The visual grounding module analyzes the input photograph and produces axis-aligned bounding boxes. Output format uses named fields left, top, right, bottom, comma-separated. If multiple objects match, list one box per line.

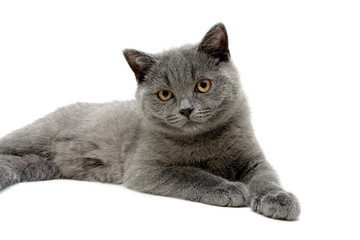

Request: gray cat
left=0, top=23, right=300, bottom=220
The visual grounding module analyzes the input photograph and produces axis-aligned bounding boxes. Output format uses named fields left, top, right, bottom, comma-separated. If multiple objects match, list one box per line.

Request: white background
left=0, top=0, right=359, bottom=239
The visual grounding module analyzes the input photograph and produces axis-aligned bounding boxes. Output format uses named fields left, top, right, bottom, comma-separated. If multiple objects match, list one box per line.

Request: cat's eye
left=196, top=79, right=211, bottom=93
left=158, top=90, right=173, bottom=101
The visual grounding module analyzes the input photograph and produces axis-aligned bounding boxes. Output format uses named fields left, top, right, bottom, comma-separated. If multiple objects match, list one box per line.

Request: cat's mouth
left=181, top=112, right=214, bottom=127
left=182, top=118, right=202, bottom=128
left=162, top=111, right=215, bottom=132
left=184, top=119, right=195, bottom=124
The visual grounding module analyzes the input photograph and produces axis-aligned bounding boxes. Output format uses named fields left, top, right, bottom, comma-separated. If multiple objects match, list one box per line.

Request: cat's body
left=0, top=100, right=139, bottom=183
left=0, top=23, right=300, bottom=220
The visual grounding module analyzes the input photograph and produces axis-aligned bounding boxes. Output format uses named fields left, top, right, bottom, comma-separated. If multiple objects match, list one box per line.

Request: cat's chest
left=157, top=135, right=239, bottom=166
left=155, top=137, right=240, bottom=180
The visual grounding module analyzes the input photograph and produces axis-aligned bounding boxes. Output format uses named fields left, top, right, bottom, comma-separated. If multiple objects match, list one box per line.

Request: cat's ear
left=197, top=23, right=230, bottom=62
left=123, top=49, right=158, bottom=83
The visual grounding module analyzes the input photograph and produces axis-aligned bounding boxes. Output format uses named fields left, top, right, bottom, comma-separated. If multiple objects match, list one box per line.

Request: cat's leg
left=239, top=154, right=301, bottom=220
left=0, top=116, right=62, bottom=191
left=123, top=164, right=249, bottom=207
left=0, top=154, right=61, bottom=190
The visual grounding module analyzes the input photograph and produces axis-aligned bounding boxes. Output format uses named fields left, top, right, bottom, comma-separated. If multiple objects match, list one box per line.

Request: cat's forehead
left=156, top=46, right=196, bottom=68
left=150, top=45, right=219, bottom=87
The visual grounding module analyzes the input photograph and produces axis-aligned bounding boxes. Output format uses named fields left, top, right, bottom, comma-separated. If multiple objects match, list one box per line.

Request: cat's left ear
left=123, top=49, right=158, bottom=83
left=197, top=23, right=230, bottom=62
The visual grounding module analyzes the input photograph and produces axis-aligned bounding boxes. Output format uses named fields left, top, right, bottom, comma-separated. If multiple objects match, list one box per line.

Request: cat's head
left=123, top=23, right=245, bottom=136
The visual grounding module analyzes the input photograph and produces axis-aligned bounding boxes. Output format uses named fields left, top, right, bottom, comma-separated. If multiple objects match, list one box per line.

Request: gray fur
left=0, top=23, right=300, bottom=220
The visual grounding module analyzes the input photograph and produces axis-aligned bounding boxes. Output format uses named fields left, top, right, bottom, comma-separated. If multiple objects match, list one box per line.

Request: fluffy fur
left=0, top=23, right=300, bottom=220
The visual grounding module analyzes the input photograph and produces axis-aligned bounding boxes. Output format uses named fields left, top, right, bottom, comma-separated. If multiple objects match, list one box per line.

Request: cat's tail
left=0, top=154, right=61, bottom=191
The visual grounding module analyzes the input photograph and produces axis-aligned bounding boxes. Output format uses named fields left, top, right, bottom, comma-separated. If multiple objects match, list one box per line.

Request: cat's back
left=51, top=100, right=141, bottom=183
left=52, top=100, right=139, bottom=129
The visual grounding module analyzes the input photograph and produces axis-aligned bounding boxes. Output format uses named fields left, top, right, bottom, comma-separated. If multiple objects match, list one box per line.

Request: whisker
left=167, top=117, right=182, bottom=123
left=195, top=113, right=213, bottom=119
left=169, top=119, right=183, bottom=125
left=197, top=108, right=212, bottom=114
left=166, top=115, right=178, bottom=121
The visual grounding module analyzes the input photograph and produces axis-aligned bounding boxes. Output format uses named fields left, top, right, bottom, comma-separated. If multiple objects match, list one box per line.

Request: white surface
left=0, top=1, right=359, bottom=239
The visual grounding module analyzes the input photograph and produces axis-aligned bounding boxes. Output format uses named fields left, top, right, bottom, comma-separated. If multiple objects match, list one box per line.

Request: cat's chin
left=159, top=120, right=205, bottom=136
left=146, top=116, right=216, bottom=137
left=178, top=120, right=211, bottom=135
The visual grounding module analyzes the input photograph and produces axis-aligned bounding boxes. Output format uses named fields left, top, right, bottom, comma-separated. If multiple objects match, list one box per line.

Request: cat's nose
left=179, top=98, right=194, bottom=118
left=179, top=108, right=194, bottom=118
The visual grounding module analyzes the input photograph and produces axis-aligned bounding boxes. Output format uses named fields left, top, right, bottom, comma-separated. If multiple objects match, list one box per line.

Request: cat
left=0, top=23, right=300, bottom=220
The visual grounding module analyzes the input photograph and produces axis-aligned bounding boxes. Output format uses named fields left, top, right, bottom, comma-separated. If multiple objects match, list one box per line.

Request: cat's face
left=124, top=23, right=241, bottom=136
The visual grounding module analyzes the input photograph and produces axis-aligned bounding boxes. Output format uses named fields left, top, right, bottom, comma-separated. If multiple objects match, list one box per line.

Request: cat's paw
left=0, top=164, right=20, bottom=191
left=200, top=182, right=249, bottom=207
left=251, top=190, right=300, bottom=221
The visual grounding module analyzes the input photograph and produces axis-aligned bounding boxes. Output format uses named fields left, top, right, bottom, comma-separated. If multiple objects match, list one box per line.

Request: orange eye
left=196, top=79, right=211, bottom=93
left=158, top=90, right=173, bottom=101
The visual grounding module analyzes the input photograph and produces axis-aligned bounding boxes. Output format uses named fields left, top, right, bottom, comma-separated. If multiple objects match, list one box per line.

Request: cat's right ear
left=123, top=49, right=158, bottom=83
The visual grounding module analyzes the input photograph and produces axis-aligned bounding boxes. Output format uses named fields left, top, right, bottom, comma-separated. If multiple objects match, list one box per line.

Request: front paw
left=251, top=190, right=300, bottom=220
left=200, top=182, right=249, bottom=207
